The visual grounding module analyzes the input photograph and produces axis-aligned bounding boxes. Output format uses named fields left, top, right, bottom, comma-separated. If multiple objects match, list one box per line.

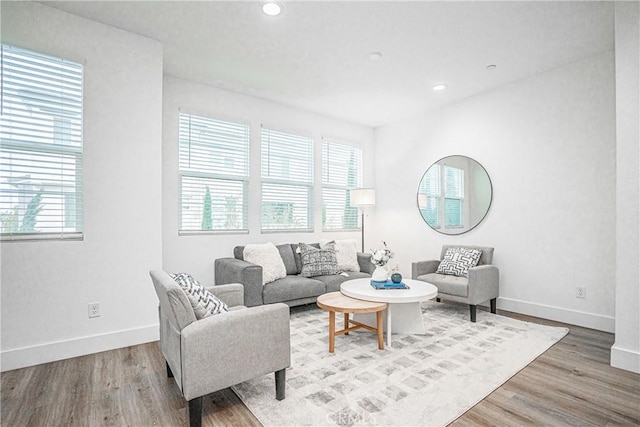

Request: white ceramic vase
left=371, top=265, right=389, bottom=282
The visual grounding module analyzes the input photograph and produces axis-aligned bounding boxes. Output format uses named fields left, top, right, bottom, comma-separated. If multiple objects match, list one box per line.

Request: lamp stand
left=360, top=210, right=366, bottom=252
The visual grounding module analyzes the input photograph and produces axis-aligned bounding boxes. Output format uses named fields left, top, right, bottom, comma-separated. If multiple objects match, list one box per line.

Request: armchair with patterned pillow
left=411, top=245, right=499, bottom=322
left=149, top=269, right=290, bottom=427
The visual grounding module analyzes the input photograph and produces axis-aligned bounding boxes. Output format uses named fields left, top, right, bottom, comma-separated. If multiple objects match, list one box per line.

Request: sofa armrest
left=411, top=260, right=440, bottom=279
left=180, top=303, right=291, bottom=401
left=467, top=265, right=499, bottom=304
left=215, top=257, right=263, bottom=307
left=205, top=283, right=244, bottom=307
left=357, top=252, right=374, bottom=274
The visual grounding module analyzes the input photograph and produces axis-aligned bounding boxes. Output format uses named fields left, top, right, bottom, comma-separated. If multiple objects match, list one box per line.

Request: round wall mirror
left=416, top=155, right=492, bottom=235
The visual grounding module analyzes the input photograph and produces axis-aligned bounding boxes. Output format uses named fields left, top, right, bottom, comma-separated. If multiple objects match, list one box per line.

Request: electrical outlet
left=576, top=287, right=587, bottom=299
left=88, top=302, right=100, bottom=318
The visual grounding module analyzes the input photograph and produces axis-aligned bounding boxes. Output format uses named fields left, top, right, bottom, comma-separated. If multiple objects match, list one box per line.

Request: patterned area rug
left=233, top=301, right=568, bottom=427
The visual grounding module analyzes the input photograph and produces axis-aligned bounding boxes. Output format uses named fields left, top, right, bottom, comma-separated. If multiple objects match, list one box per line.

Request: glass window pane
left=178, top=113, right=249, bottom=232
left=321, top=139, right=362, bottom=231
left=0, top=44, right=83, bottom=239
left=261, top=127, right=313, bottom=231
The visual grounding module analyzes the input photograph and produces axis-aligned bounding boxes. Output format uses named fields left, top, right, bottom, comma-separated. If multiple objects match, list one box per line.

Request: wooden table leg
left=376, top=310, right=384, bottom=350
left=329, top=310, right=335, bottom=353
left=386, top=305, right=392, bottom=347
left=344, top=313, right=350, bottom=335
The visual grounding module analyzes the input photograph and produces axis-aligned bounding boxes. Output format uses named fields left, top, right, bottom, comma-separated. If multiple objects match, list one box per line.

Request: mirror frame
left=416, top=155, right=493, bottom=235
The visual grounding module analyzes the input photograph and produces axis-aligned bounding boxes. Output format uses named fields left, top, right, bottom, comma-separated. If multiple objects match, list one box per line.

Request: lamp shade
left=350, top=188, right=376, bottom=207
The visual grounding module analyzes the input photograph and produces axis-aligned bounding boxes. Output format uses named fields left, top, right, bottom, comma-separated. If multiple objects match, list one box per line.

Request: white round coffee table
left=341, top=278, right=438, bottom=346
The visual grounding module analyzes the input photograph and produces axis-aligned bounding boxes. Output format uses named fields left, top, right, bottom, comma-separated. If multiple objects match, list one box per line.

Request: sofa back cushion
left=277, top=244, right=298, bottom=275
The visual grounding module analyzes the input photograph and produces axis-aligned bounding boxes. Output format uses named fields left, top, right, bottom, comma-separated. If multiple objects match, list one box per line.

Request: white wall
left=373, top=52, right=616, bottom=332
left=162, top=76, right=374, bottom=284
left=612, top=2, right=640, bottom=373
left=0, top=3, right=163, bottom=371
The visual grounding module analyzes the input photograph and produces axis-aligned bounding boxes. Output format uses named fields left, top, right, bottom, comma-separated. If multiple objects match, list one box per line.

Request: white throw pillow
left=243, top=242, right=287, bottom=285
left=320, top=239, right=360, bottom=272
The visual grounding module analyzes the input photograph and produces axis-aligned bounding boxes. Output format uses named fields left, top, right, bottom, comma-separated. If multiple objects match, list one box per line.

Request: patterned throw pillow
left=436, top=248, right=482, bottom=278
left=170, top=273, right=229, bottom=319
left=299, top=242, right=339, bottom=277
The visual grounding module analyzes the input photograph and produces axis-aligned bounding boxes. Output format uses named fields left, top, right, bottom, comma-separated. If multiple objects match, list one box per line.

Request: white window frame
left=260, top=127, right=313, bottom=232
left=321, top=138, right=363, bottom=231
left=178, top=112, right=250, bottom=234
left=443, top=165, right=464, bottom=229
left=0, top=44, right=84, bottom=241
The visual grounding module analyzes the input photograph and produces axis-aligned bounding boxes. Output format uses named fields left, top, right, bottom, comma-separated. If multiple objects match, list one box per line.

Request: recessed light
left=262, top=2, right=283, bottom=16
left=486, top=64, right=497, bottom=70
left=368, top=52, right=383, bottom=61
left=432, top=84, right=447, bottom=91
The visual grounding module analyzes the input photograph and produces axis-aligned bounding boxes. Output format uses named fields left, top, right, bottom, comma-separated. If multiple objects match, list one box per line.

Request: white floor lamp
left=350, top=188, right=376, bottom=252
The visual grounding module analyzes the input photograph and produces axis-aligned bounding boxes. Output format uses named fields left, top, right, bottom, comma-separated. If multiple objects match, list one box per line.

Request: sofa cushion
left=277, top=244, right=298, bottom=275
left=315, top=271, right=371, bottom=293
left=262, top=275, right=325, bottom=304
left=170, top=273, right=230, bottom=319
left=436, top=247, right=482, bottom=277
left=299, top=242, right=339, bottom=277
left=419, top=273, right=469, bottom=297
left=243, top=242, right=287, bottom=285
left=320, top=239, right=360, bottom=272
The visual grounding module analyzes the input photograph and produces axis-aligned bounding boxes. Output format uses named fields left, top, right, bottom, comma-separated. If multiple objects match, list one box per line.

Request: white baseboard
left=497, top=297, right=615, bottom=333
left=1, top=324, right=159, bottom=372
left=611, top=345, right=640, bottom=374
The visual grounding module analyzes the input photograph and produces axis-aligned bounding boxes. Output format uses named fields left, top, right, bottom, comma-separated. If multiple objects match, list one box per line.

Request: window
left=0, top=45, right=83, bottom=240
left=321, top=139, right=362, bottom=230
left=261, top=127, right=313, bottom=231
left=179, top=113, right=249, bottom=233
left=418, top=164, right=464, bottom=229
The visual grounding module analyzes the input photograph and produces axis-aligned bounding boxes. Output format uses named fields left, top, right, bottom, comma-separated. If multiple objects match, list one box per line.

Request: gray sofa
left=215, top=243, right=374, bottom=307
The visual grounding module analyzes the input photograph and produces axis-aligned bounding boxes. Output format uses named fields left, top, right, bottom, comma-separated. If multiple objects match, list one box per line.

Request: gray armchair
left=149, top=269, right=291, bottom=427
left=411, top=245, right=499, bottom=322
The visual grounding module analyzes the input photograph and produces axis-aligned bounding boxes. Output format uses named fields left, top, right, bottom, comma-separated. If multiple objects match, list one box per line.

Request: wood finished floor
left=2, top=306, right=639, bottom=427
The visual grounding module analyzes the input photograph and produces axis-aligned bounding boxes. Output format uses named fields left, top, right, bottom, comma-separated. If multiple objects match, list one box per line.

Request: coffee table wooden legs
left=328, top=310, right=336, bottom=353
left=376, top=310, right=384, bottom=350
left=326, top=309, right=385, bottom=353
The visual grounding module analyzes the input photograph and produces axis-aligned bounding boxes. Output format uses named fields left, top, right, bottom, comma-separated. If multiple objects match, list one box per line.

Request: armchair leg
left=470, top=305, right=477, bottom=322
left=188, top=397, right=202, bottom=427
left=166, top=361, right=174, bottom=378
left=490, top=298, right=497, bottom=314
left=275, top=368, right=286, bottom=401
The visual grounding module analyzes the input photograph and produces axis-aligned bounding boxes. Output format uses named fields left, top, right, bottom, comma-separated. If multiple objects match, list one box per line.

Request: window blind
left=0, top=44, right=83, bottom=240
left=261, top=127, right=313, bottom=231
left=321, top=139, right=362, bottom=230
left=179, top=113, right=249, bottom=232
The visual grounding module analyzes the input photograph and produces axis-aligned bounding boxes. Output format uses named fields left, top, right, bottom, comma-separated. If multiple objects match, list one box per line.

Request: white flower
left=370, top=241, right=393, bottom=267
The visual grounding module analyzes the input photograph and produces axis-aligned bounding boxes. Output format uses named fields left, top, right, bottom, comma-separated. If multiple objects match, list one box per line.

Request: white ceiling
left=44, top=1, right=614, bottom=128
